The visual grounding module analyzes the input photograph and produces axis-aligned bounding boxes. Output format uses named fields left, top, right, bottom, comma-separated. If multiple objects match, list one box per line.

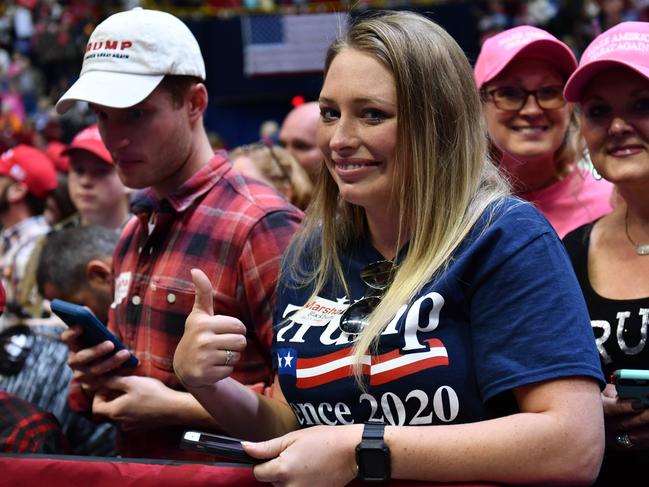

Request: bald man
left=278, top=101, right=322, bottom=180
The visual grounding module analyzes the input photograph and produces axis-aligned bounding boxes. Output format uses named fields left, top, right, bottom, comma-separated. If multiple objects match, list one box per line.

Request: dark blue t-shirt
left=273, top=197, right=604, bottom=427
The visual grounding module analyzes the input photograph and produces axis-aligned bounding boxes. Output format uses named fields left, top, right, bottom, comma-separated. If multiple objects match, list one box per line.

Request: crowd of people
left=0, top=1, right=130, bottom=153
left=1, top=0, right=649, bottom=163
left=0, top=2, right=648, bottom=486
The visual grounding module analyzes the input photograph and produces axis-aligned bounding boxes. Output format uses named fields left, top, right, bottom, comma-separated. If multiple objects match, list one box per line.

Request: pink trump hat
left=474, top=25, right=577, bottom=89
left=564, top=21, right=649, bottom=102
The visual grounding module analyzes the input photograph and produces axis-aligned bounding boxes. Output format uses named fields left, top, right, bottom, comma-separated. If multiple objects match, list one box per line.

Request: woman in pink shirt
left=475, top=26, right=613, bottom=237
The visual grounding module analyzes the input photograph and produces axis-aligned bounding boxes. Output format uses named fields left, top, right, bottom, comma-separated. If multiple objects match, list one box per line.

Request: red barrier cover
left=0, top=455, right=261, bottom=487
left=0, top=454, right=498, bottom=487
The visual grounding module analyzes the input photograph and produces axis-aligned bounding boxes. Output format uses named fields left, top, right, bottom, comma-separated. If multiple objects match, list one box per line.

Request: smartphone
left=50, top=298, right=139, bottom=368
left=180, top=431, right=259, bottom=464
left=614, top=369, right=649, bottom=406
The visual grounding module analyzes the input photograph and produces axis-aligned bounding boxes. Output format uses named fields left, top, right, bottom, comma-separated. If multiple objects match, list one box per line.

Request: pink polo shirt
left=519, top=167, right=613, bottom=238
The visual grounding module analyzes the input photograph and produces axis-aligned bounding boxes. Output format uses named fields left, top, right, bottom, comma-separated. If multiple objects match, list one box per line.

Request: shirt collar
left=130, top=151, right=231, bottom=216
left=1, top=215, right=47, bottom=242
left=0, top=215, right=48, bottom=255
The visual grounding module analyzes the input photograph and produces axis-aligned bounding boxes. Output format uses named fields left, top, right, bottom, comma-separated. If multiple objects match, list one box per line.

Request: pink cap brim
left=476, top=39, right=577, bottom=88
left=564, top=60, right=649, bottom=101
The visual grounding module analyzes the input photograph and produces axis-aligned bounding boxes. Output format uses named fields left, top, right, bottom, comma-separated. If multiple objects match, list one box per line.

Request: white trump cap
left=56, top=8, right=205, bottom=114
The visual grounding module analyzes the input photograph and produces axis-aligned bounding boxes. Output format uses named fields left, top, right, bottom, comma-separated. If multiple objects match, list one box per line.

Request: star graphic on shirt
left=284, top=351, right=294, bottom=367
left=277, top=352, right=283, bottom=367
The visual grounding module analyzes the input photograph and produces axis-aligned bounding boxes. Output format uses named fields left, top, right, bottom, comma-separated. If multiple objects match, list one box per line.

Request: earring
left=592, top=166, right=603, bottom=181
left=583, top=150, right=603, bottom=181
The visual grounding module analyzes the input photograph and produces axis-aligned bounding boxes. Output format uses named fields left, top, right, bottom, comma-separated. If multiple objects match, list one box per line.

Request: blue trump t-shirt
left=272, top=197, right=604, bottom=427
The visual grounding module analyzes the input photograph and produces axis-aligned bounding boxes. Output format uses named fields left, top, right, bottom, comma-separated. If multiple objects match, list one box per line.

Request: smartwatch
left=355, top=422, right=391, bottom=482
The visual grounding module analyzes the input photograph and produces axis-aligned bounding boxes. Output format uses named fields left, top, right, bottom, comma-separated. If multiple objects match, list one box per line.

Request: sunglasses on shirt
left=338, top=260, right=397, bottom=335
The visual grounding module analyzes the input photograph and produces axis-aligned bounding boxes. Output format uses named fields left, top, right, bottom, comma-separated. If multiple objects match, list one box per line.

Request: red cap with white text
left=0, top=145, right=57, bottom=199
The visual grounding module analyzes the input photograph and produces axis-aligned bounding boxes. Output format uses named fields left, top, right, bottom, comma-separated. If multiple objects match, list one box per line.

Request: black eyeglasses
left=0, top=325, right=34, bottom=376
left=482, top=85, right=566, bottom=111
left=338, top=260, right=397, bottom=335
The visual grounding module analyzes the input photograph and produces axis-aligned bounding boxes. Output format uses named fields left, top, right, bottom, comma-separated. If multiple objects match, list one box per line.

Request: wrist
left=168, top=388, right=216, bottom=427
left=179, top=381, right=230, bottom=428
left=346, top=424, right=364, bottom=480
left=164, top=389, right=189, bottom=425
left=355, top=422, right=391, bottom=482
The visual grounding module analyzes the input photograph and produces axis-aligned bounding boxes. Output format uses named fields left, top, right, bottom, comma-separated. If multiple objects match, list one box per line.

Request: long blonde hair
left=286, top=11, right=509, bottom=377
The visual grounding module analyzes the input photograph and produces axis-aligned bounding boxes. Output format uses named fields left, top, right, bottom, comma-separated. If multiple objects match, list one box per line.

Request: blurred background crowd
left=1, top=0, right=649, bottom=156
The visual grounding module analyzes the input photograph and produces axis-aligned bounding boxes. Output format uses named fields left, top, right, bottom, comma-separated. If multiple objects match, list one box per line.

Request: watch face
left=357, top=447, right=390, bottom=481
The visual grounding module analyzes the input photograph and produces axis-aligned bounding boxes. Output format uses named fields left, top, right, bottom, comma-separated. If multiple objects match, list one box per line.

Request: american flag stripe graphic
left=286, top=338, right=448, bottom=389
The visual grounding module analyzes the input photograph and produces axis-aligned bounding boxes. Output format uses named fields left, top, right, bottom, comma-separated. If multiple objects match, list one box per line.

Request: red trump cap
left=63, top=124, right=113, bottom=165
left=0, top=145, right=58, bottom=199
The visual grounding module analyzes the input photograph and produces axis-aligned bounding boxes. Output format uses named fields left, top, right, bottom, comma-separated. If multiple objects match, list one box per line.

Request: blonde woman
left=563, top=21, right=649, bottom=485
left=230, top=142, right=313, bottom=210
left=174, top=11, right=604, bottom=486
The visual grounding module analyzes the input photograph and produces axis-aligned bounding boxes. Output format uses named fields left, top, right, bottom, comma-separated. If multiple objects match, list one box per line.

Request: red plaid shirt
left=0, top=392, right=67, bottom=453
left=69, top=152, right=302, bottom=458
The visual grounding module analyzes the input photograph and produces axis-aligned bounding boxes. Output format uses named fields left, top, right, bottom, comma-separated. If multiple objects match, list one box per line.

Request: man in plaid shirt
left=55, top=8, right=302, bottom=459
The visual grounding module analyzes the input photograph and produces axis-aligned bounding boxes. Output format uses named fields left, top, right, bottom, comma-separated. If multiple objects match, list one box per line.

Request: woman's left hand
left=602, top=383, right=649, bottom=450
left=243, top=424, right=362, bottom=487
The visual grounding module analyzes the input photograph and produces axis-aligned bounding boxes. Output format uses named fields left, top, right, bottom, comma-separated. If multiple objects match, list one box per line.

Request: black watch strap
left=363, top=422, right=385, bottom=439
left=356, top=422, right=390, bottom=482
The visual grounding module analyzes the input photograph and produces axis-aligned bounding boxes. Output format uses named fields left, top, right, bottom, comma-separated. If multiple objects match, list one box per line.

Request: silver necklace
left=625, top=209, right=649, bottom=256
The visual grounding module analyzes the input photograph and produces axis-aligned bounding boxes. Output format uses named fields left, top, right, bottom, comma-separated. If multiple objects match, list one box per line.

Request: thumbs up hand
left=173, top=268, right=248, bottom=389
left=191, top=266, right=216, bottom=316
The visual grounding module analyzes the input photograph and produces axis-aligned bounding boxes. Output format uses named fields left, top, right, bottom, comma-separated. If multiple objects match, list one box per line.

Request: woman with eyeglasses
left=562, top=21, right=649, bottom=485
left=173, top=11, right=604, bottom=486
left=475, top=26, right=613, bottom=237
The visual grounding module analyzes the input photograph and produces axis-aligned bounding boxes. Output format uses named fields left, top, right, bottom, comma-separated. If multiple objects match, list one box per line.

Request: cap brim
left=63, top=141, right=113, bottom=165
left=564, top=60, right=649, bottom=102
left=480, top=39, right=577, bottom=88
left=56, top=71, right=164, bottom=114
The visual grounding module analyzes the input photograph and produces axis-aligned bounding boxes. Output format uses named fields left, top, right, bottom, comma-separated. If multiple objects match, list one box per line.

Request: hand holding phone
left=614, top=369, right=649, bottom=406
left=51, top=298, right=139, bottom=368
left=180, top=430, right=259, bottom=464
